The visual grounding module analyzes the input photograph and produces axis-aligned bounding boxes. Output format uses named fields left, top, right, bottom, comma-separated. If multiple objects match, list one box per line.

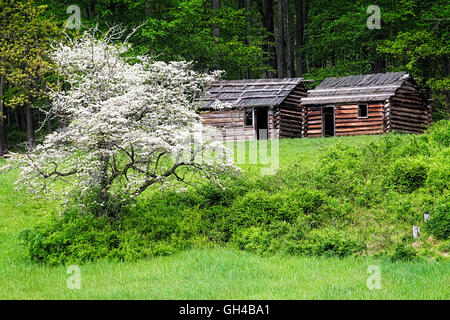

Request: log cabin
left=301, top=72, right=432, bottom=137
left=199, top=78, right=309, bottom=140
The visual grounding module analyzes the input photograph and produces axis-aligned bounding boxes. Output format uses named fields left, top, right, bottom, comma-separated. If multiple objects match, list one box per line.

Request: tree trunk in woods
left=303, top=0, right=309, bottom=73
left=211, top=0, right=220, bottom=70
left=26, top=102, right=35, bottom=150
left=144, top=1, right=152, bottom=17
left=275, top=0, right=285, bottom=78
left=257, top=0, right=276, bottom=78
left=283, top=0, right=293, bottom=77
left=295, top=0, right=305, bottom=76
left=212, top=0, right=220, bottom=38
left=0, top=75, right=7, bottom=156
left=244, top=0, right=252, bottom=78
left=19, top=107, right=26, bottom=131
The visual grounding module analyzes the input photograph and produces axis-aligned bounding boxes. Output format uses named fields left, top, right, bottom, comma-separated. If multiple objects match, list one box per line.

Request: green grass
left=0, top=247, right=448, bottom=299
left=0, top=134, right=449, bottom=300
left=228, top=134, right=382, bottom=174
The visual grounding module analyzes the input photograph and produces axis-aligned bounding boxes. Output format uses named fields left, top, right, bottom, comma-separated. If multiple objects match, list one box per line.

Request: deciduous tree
left=11, top=29, right=237, bottom=216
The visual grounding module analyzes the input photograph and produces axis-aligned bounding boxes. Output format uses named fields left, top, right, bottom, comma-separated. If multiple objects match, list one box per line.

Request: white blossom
left=7, top=29, right=238, bottom=213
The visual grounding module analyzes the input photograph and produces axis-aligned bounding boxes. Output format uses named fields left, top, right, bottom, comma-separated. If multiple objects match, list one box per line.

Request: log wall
left=199, top=109, right=254, bottom=141
left=276, top=86, right=307, bottom=138
left=334, top=103, right=383, bottom=136
left=304, top=103, right=384, bottom=137
left=200, top=109, right=277, bottom=141
left=389, top=80, right=430, bottom=133
left=303, top=106, right=322, bottom=138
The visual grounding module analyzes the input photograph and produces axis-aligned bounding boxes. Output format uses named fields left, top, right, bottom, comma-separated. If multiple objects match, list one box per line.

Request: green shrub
left=6, top=128, right=27, bottom=147
left=296, top=229, right=365, bottom=257
left=19, top=201, right=194, bottom=264
left=227, top=189, right=334, bottom=231
left=427, top=119, right=450, bottom=147
left=386, top=158, right=428, bottom=193
left=426, top=163, right=450, bottom=193
left=230, top=226, right=274, bottom=255
left=228, top=190, right=302, bottom=230
left=19, top=121, right=450, bottom=264
left=438, top=240, right=450, bottom=253
left=19, top=210, right=120, bottom=265
left=424, top=197, right=450, bottom=240
left=390, top=242, right=417, bottom=261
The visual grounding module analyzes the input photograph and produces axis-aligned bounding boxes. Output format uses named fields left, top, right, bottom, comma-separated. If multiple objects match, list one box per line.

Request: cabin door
left=322, top=106, right=335, bottom=137
left=255, top=108, right=268, bottom=140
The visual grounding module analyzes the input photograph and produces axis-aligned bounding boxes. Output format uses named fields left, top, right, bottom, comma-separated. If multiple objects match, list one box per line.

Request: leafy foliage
left=20, top=121, right=450, bottom=264
left=7, top=30, right=237, bottom=216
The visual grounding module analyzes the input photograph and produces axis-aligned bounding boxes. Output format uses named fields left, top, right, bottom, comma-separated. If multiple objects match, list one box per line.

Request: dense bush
left=386, top=158, right=428, bottom=193
left=390, top=241, right=418, bottom=261
left=18, top=206, right=193, bottom=265
left=424, top=196, right=450, bottom=240
left=20, top=121, right=450, bottom=264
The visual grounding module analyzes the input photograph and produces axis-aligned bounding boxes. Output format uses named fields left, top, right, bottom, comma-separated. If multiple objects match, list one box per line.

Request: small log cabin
left=301, top=72, right=432, bottom=137
left=199, top=78, right=309, bottom=140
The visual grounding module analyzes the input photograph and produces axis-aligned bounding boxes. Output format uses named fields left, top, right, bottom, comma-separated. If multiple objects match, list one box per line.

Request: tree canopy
left=0, top=0, right=448, bottom=156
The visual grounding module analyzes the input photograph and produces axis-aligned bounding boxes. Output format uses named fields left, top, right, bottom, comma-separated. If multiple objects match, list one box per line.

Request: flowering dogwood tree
left=10, top=28, right=237, bottom=215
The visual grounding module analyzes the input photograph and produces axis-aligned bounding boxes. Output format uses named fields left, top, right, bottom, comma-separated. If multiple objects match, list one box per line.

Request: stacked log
left=389, top=79, right=429, bottom=133
left=199, top=109, right=255, bottom=141
left=278, top=85, right=307, bottom=138
left=301, top=105, right=307, bottom=137
left=305, top=106, right=322, bottom=137
left=334, top=104, right=383, bottom=136
left=383, top=99, right=391, bottom=133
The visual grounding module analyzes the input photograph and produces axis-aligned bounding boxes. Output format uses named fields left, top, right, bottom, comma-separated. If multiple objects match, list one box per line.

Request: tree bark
left=304, top=0, right=309, bottom=73
left=0, top=75, right=7, bottom=156
left=212, top=0, right=220, bottom=38
left=295, top=0, right=305, bottom=76
left=26, top=102, right=35, bottom=150
left=257, top=0, right=276, bottom=78
left=211, top=0, right=220, bottom=70
left=275, top=0, right=285, bottom=78
left=246, top=0, right=252, bottom=78
left=284, top=0, right=293, bottom=77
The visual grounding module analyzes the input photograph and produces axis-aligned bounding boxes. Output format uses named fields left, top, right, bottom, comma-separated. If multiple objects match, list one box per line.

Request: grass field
left=0, top=134, right=449, bottom=300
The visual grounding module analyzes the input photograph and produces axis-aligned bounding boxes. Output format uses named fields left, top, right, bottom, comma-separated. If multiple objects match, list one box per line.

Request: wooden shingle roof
left=201, top=78, right=305, bottom=108
left=302, top=72, right=410, bottom=105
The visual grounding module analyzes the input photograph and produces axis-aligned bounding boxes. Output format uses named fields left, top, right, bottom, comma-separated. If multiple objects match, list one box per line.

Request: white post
left=413, top=226, right=421, bottom=239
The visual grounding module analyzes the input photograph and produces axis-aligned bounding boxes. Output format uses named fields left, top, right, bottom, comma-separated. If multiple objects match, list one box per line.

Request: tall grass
left=0, top=248, right=448, bottom=299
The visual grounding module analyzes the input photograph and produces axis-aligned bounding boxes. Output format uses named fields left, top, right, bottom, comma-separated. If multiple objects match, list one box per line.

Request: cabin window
left=244, top=110, right=253, bottom=127
left=358, top=104, right=368, bottom=118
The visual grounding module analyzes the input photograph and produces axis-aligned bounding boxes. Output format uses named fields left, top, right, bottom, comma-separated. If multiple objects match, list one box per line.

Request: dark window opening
left=358, top=104, right=368, bottom=118
left=244, top=110, right=253, bottom=127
